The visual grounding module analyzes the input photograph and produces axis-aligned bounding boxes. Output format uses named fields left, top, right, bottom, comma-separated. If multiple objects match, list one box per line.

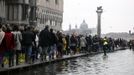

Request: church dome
left=80, top=20, right=88, bottom=30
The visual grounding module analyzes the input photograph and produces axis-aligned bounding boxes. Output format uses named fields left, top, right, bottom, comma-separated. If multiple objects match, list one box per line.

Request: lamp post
left=96, top=6, right=103, bottom=37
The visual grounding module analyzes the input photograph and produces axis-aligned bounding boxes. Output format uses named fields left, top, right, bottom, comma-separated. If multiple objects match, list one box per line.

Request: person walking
left=12, top=25, right=22, bottom=65
left=39, top=25, right=51, bottom=61
left=56, top=31, right=64, bottom=58
left=70, top=33, right=78, bottom=55
left=80, top=35, right=87, bottom=53
left=21, top=26, right=35, bottom=64
left=4, top=25, right=15, bottom=67
left=49, top=29, right=58, bottom=59
left=103, top=37, right=109, bottom=56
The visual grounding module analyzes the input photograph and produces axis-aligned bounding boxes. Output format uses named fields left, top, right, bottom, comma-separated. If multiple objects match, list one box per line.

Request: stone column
left=0, top=0, right=6, bottom=23
left=96, top=6, right=103, bottom=37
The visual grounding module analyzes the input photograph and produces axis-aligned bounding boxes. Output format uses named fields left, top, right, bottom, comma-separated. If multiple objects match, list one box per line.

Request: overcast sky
left=62, top=0, right=134, bottom=34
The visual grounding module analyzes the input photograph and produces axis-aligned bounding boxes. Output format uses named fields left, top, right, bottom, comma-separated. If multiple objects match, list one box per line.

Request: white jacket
left=80, top=36, right=87, bottom=47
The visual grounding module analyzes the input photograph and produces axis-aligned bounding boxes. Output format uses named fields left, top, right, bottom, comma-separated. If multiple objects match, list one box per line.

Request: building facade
left=36, top=0, right=64, bottom=30
left=0, top=0, right=63, bottom=31
left=5, top=0, right=30, bottom=25
left=0, top=0, right=37, bottom=27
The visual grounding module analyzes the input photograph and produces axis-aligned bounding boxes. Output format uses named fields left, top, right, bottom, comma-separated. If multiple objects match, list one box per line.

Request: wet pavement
left=7, top=49, right=134, bottom=75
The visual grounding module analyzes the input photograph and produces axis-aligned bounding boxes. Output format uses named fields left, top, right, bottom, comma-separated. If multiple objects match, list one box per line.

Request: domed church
left=80, top=20, right=88, bottom=30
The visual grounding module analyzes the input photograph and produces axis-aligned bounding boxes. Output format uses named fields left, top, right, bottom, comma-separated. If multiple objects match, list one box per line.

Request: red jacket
left=4, top=32, right=15, bottom=50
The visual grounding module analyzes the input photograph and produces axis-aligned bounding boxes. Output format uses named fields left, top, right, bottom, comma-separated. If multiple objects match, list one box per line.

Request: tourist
left=4, top=25, right=15, bottom=67
left=21, top=26, right=35, bottom=64
left=80, top=35, right=87, bottom=53
left=49, top=29, right=58, bottom=59
left=56, top=31, right=64, bottom=58
left=39, top=25, right=51, bottom=61
left=102, top=37, right=109, bottom=55
left=70, top=33, right=78, bottom=54
left=12, top=25, right=22, bottom=65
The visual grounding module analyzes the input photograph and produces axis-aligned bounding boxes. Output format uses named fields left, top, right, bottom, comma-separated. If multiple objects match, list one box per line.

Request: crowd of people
left=0, top=24, right=128, bottom=68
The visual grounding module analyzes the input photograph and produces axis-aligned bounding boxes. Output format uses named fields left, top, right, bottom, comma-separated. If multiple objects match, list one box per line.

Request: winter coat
left=50, top=32, right=58, bottom=46
left=4, top=32, right=15, bottom=50
left=39, top=29, right=51, bottom=47
left=70, top=36, right=78, bottom=47
left=80, top=36, right=87, bottom=47
left=12, top=31, right=22, bottom=50
left=22, top=30, right=35, bottom=46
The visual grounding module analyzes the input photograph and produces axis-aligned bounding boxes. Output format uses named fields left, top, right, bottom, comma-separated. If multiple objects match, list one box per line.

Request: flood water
left=11, top=49, right=134, bottom=75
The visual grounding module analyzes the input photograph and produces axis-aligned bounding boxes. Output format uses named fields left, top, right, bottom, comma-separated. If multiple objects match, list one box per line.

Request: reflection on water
left=11, top=49, right=134, bottom=75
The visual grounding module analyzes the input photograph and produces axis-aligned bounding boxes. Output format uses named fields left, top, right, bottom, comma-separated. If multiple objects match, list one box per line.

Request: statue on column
left=97, top=6, right=102, bottom=10
left=96, top=6, right=103, bottom=37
